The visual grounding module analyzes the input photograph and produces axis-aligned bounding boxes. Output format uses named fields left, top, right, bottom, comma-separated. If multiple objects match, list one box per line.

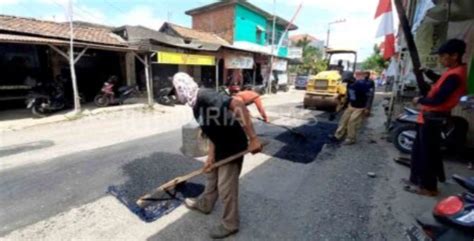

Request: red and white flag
left=375, top=0, right=395, bottom=59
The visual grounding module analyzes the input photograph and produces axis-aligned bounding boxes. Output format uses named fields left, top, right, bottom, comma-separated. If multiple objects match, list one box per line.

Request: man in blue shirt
left=333, top=72, right=373, bottom=144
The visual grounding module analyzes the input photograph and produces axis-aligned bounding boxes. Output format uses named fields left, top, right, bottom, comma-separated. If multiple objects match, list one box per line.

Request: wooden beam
left=144, top=55, right=154, bottom=107
left=133, top=52, right=146, bottom=65
left=74, top=47, right=89, bottom=64
left=132, top=51, right=153, bottom=107
left=48, top=44, right=69, bottom=60
left=393, top=0, right=428, bottom=96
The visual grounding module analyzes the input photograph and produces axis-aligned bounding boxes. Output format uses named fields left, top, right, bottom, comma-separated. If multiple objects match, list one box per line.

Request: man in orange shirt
left=404, top=39, right=468, bottom=196
left=229, top=86, right=269, bottom=123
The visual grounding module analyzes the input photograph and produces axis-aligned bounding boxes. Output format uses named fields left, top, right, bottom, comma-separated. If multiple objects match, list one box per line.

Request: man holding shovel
left=172, top=73, right=262, bottom=239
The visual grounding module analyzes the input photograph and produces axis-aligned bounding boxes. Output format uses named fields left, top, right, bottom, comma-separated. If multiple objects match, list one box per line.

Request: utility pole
left=267, top=0, right=277, bottom=94
left=326, top=19, right=346, bottom=49
left=68, top=0, right=81, bottom=113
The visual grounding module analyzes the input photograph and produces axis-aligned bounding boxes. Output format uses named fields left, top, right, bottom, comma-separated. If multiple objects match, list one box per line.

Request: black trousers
left=409, top=120, right=445, bottom=191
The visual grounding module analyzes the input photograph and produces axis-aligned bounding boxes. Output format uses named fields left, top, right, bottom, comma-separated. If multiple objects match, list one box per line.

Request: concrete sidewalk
left=0, top=100, right=165, bottom=133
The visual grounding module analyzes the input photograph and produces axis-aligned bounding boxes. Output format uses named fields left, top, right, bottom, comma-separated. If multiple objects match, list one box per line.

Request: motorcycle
left=94, top=82, right=140, bottom=107
left=406, top=174, right=474, bottom=241
left=26, top=82, right=66, bottom=118
left=156, top=87, right=176, bottom=106
left=390, top=107, right=468, bottom=154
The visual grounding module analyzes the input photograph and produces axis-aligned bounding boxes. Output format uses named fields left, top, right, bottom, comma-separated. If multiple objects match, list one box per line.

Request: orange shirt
left=234, top=90, right=268, bottom=122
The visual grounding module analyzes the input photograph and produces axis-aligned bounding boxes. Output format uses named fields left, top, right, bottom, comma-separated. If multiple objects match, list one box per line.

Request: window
left=256, top=25, right=265, bottom=45
left=256, top=29, right=263, bottom=44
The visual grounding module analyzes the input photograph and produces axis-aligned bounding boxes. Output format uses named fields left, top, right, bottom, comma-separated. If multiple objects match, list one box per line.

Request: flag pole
left=267, top=1, right=303, bottom=94
left=393, top=0, right=427, bottom=95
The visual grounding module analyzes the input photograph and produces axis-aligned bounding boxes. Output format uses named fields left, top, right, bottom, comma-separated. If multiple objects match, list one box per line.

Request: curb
left=0, top=103, right=163, bottom=133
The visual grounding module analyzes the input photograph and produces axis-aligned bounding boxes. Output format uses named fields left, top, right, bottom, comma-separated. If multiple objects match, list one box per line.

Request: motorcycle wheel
left=94, top=95, right=110, bottom=107
left=32, top=105, right=48, bottom=118
left=158, top=96, right=175, bottom=106
left=392, top=124, right=416, bottom=154
left=271, top=85, right=278, bottom=94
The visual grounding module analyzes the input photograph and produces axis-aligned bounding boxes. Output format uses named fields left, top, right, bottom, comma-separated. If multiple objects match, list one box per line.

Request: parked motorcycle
left=94, top=81, right=140, bottom=107
left=156, top=87, right=176, bottom=106
left=406, top=175, right=474, bottom=241
left=390, top=107, right=468, bottom=154
left=26, top=82, right=66, bottom=118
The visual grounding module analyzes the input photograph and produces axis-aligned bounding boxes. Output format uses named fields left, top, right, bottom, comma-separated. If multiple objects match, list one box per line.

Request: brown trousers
left=198, top=158, right=243, bottom=231
left=334, top=105, right=365, bottom=142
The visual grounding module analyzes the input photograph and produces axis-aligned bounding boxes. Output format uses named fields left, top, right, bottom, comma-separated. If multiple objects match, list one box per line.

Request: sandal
left=400, top=178, right=416, bottom=186
left=403, top=185, right=438, bottom=197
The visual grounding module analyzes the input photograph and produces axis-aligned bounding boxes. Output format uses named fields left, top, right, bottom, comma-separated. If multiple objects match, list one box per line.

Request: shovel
left=136, top=142, right=268, bottom=208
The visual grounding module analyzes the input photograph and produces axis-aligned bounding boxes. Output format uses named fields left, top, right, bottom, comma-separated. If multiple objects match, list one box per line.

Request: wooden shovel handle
left=137, top=141, right=268, bottom=204
left=159, top=149, right=251, bottom=191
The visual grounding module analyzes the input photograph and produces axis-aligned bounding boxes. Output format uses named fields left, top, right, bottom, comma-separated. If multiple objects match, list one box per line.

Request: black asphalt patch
left=258, top=121, right=337, bottom=164
left=107, top=152, right=205, bottom=222
left=108, top=182, right=203, bottom=222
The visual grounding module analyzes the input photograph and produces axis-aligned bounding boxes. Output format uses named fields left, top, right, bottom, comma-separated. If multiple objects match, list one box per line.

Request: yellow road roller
left=303, top=49, right=357, bottom=112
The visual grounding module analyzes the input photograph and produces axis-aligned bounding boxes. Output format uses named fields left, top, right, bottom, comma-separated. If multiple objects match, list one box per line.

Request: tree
left=290, top=37, right=327, bottom=75
left=362, top=44, right=388, bottom=73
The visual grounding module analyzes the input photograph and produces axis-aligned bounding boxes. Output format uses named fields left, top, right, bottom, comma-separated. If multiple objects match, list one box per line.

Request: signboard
left=225, top=55, right=254, bottom=69
left=272, top=59, right=288, bottom=71
left=288, top=47, right=303, bottom=59
left=156, top=51, right=215, bottom=66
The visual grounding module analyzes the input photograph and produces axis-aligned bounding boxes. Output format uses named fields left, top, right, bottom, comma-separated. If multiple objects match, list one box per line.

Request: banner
left=156, top=52, right=215, bottom=66
left=225, top=55, right=254, bottom=69
left=288, top=47, right=303, bottom=59
left=411, top=0, right=435, bottom=34
left=272, top=59, right=288, bottom=71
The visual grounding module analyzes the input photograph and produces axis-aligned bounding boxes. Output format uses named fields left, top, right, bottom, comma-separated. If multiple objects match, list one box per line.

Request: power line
left=49, top=0, right=112, bottom=26
left=73, top=4, right=113, bottom=25
left=103, top=0, right=128, bottom=15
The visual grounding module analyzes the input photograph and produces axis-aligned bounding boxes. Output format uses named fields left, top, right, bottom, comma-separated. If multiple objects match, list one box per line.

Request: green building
left=185, top=0, right=298, bottom=58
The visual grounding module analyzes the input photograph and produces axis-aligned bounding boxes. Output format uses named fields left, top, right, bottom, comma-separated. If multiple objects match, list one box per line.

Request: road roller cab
left=304, top=49, right=357, bottom=112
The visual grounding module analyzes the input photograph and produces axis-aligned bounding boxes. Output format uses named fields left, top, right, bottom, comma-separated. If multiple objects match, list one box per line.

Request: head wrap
left=172, top=72, right=199, bottom=106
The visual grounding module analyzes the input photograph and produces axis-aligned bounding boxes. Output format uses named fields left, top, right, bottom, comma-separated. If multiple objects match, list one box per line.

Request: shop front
left=152, top=51, right=217, bottom=91
left=396, top=0, right=474, bottom=145
left=224, top=53, right=255, bottom=87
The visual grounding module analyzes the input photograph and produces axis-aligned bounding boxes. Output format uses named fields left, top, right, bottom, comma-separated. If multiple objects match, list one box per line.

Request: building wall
left=234, top=4, right=267, bottom=45
left=192, top=5, right=235, bottom=44
left=274, top=25, right=288, bottom=57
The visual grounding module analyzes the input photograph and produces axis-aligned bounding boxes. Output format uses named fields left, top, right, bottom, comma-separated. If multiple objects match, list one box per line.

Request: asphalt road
left=0, top=129, right=185, bottom=235
left=1, top=94, right=407, bottom=240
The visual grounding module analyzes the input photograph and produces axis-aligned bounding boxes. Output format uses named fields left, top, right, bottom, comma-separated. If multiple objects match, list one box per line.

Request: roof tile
left=165, top=23, right=230, bottom=46
left=0, top=15, right=126, bottom=46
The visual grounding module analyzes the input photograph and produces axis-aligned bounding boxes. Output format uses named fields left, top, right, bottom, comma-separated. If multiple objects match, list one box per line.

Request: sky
left=0, top=0, right=386, bottom=60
